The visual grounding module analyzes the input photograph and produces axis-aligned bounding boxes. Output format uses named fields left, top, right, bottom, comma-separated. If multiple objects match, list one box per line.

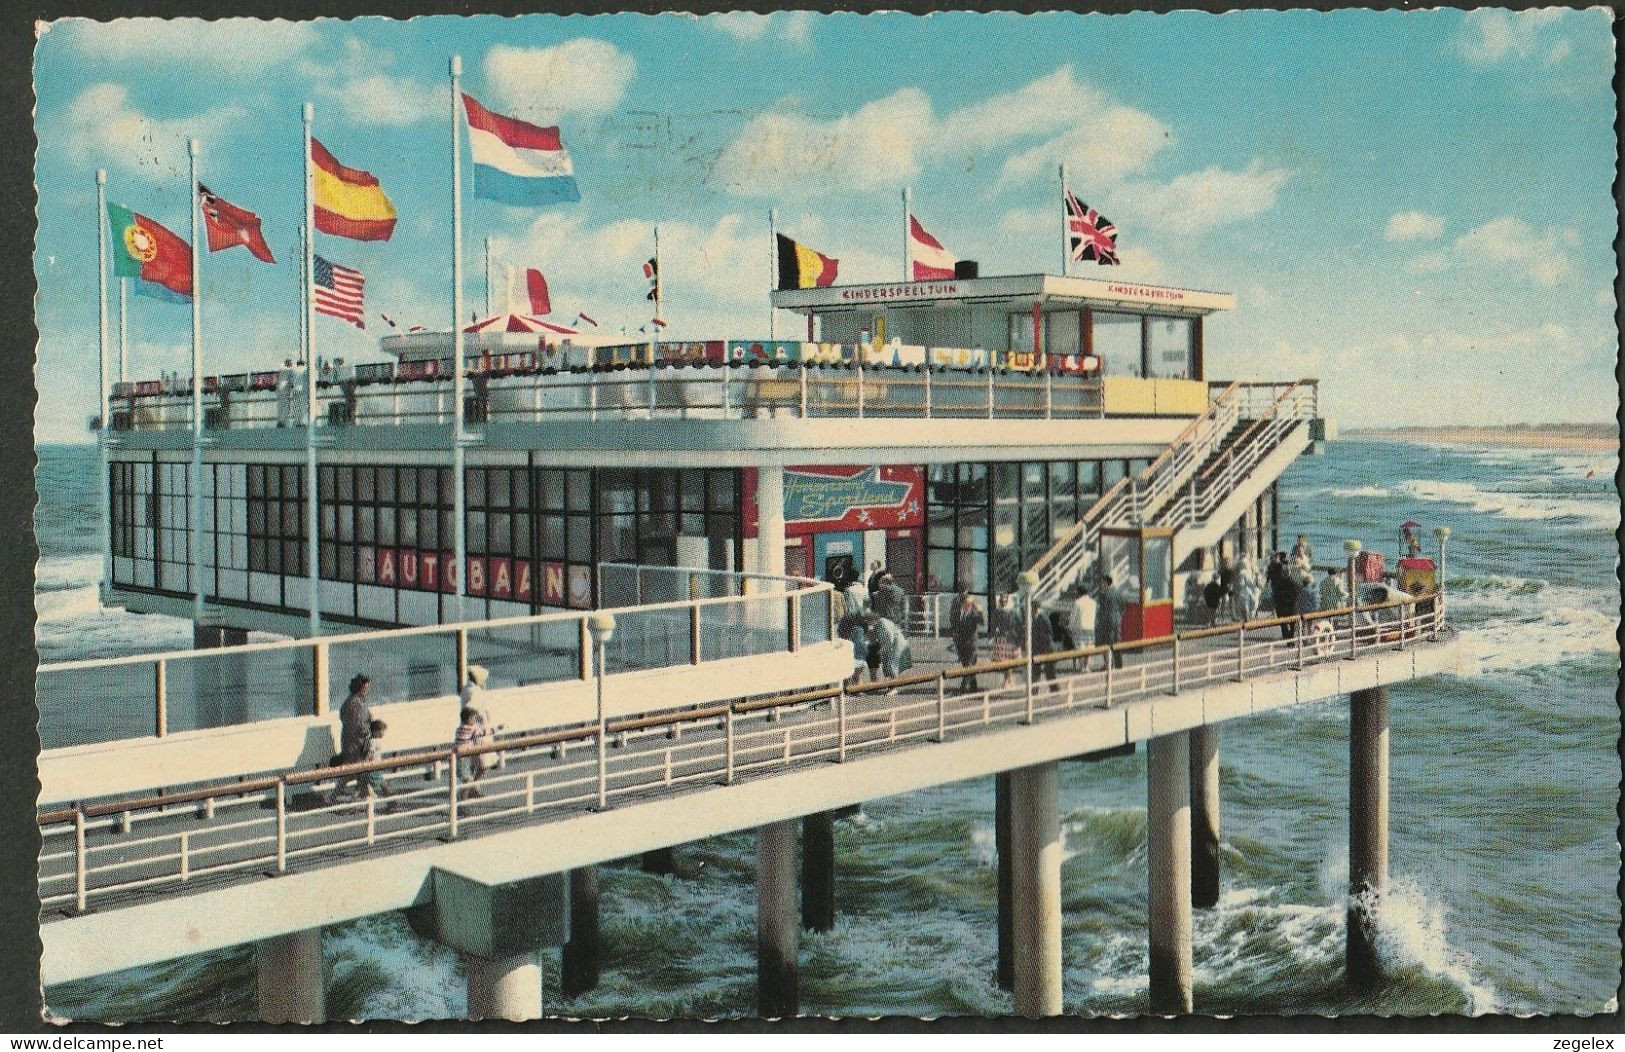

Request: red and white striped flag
left=908, top=214, right=957, bottom=281
left=313, top=255, right=365, bottom=328
left=508, top=266, right=552, bottom=316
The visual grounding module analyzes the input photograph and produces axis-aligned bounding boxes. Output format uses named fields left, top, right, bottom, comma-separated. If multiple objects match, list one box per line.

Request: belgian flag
left=776, top=233, right=839, bottom=290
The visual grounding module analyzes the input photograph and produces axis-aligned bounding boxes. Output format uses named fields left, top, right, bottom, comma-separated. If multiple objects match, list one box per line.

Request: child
left=455, top=707, right=486, bottom=799
left=362, top=719, right=392, bottom=802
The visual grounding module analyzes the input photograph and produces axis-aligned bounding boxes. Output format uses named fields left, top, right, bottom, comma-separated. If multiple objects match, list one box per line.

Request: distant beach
left=1346, top=423, right=1619, bottom=454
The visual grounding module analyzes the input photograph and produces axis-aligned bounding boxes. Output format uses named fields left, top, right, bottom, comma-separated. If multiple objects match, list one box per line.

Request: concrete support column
left=1008, top=762, right=1062, bottom=1017
left=757, top=818, right=799, bottom=1017
left=1189, top=724, right=1221, bottom=910
left=560, top=866, right=600, bottom=1000
left=466, top=952, right=542, bottom=1021
left=641, top=848, right=677, bottom=875
left=1348, top=685, right=1390, bottom=987
left=1147, top=732, right=1193, bottom=1014
left=801, top=811, right=836, bottom=932
left=994, top=771, right=1014, bottom=991
left=256, top=928, right=326, bottom=1024
left=755, top=466, right=786, bottom=578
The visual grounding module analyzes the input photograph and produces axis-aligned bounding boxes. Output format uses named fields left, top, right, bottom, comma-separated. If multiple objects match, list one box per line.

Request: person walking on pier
left=949, top=590, right=984, bottom=693
left=1268, top=553, right=1298, bottom=638
left=867, top=614, right=912, bottom=687
left=455, top=706, right=488, bottom=800
left=1093, top=575, right=1125, bottom=669
left=1030, top=604, right=1058, bottom=691
left=1318, top=567, right=1347, bottom=612
left=361, top=719, right=394, bottom=805
left=1235, top=555, right=1261, bottom=624
left=329, top=674, right=373, bottom=803
left=991, top=594, right=1022, bottom=688
left=872, top=573, right=907, bottom=630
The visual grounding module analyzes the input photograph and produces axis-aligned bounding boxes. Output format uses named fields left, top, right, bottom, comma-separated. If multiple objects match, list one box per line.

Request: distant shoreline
left=1344, top=424, right=1618, bottom=454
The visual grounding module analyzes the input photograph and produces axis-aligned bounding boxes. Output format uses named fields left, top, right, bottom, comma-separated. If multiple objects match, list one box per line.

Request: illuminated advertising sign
left=743, top=465, right=926, bottom=538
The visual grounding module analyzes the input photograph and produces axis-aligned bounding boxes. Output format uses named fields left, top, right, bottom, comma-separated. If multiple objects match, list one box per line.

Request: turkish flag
left=198, top=184, right=276, bottom=264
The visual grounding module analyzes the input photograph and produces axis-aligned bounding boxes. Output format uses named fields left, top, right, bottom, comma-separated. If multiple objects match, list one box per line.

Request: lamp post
left=1018, top=570, right=1039, bottom=722
left=588, top=611, right=616, bottom=810
left=1433, top=526, right=1450, bottom=619
left=1344, top=539, right=1361, bottom=651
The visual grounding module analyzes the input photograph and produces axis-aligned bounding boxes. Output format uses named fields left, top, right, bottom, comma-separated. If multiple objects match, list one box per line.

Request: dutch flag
left=462, top=92, right=581, bottom=207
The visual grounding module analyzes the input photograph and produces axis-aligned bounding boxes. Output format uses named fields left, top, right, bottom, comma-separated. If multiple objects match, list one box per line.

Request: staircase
left=1027, top=379, right=1318, bottom=602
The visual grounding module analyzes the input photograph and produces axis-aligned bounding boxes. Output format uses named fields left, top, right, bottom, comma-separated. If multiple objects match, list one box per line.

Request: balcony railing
left=38, top=563, right=832, bottom=750
left=103, top=343, right=1216, bottom=433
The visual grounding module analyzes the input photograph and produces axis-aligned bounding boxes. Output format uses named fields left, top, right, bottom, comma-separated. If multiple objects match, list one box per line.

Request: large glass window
left=1044, top=311, right=1082, bottom=356
left=1146, top=317, right=1194, bottom=379
left=1092, top=312, right=1143, bottom=377
left=247, top=463, right=303, bottom=577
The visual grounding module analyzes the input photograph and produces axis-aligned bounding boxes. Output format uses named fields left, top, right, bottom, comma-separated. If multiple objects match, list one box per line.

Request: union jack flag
left=1065, top=190, right=1119, bottom=266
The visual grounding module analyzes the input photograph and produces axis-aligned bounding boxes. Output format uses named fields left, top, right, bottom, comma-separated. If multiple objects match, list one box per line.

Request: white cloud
left=59, top=17, right=318, bottom=74
left=713, top=88, right=934, bottom=194
left=1384, top=210, right=1445, bottom=243
left=1108, top=160, right=1290, bottom=236
left=705, top=11, right=815, bottom=44
left=1456, top=9, right=1567, bottom=65
left=1453, top=216, right=1575, bottom=286
left=314, top=73, right=447, bottom=128
left=482, top=40, right=636, bottom=120
left=58, top=83, right=247, bottom=179
left=714, top=67, right=1167, bottom=197
left=490, top=211, right=891, bottom=335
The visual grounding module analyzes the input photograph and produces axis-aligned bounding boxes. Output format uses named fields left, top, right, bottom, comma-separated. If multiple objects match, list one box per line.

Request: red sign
left=743, top=465, right=925, bottom=538
left=541, top=561, right=567, bottom=605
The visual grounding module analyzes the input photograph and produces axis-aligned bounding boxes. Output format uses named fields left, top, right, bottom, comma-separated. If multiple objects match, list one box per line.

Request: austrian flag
left=908, top=214, right=957, bottom=281
left=462, top=93, right=581, bottom=206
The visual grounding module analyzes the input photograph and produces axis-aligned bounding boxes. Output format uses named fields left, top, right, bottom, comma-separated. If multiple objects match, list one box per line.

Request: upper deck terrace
left=102, top=340, right=1238, bottom=464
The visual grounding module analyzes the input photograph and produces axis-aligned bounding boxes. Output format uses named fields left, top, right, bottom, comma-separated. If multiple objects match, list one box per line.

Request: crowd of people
left=317, top=534, right=1363, bottom=804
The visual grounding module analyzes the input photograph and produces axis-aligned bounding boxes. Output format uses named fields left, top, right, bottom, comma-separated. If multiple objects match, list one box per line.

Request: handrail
left=39, top=589, right=1440, bottom=829
left=1028, top=380, right=1248, bottom=597
left=43, top=564, right=825, bottom=674
left=39, top=563, right=835, bottom=749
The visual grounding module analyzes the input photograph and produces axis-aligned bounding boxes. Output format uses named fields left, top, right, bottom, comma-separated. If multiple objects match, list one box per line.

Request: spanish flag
left=311, top=138, right=397, bottom=242
left=776, top=233, right=839, bottom=290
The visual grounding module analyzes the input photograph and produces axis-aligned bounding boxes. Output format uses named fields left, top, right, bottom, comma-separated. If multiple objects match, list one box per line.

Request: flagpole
left=96, top=169, right=111, bottom=607
left=451, top=54, right=468, bottom=622
left=1058, top=162, right=1069, bottom=277
left=188, top=140, right=205, bottom=623
left=653, top=224, right=663, bottom=357
left=484, top=235, right=494, bottom=318
left=902, top=186, right=912, bottom=282
left=300, top=104, right=322, bottom=637
left=767, top=208, right=777, bottom=339
left=118, top=278, right=128, bottom=382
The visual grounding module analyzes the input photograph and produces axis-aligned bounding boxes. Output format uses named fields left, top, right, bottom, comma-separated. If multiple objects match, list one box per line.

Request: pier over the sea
left=39, top=578, right=1463, bottom=1020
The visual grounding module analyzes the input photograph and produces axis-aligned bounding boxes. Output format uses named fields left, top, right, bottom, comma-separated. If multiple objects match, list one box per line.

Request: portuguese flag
left=776, top=233, right=839, bottom=290
left=106, top=203, right=192, bottom=303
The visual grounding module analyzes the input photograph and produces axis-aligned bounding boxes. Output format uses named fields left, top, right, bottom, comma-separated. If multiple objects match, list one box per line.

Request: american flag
left=1065, top=190, right=1120, bottom=266
left=313, top=255, right=365, bottom=328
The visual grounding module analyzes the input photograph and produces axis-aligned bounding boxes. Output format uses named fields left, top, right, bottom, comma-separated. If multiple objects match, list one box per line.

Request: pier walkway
left=39, top=590, right=1459, bottom=1002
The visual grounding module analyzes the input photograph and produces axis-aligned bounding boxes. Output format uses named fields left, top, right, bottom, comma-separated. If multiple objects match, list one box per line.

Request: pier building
left=41, top=269, right=1462, bottom=1021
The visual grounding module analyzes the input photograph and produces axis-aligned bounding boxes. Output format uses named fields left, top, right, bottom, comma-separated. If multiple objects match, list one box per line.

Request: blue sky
left=32, top=8, right=1618, bottom=442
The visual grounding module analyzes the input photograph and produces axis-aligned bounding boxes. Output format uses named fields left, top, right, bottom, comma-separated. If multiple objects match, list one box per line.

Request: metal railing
left=38, top=564, right=832, bottom=749
left=1155, top=380, right=1319, bottom=533
left=37, top=590, right=1445, bottom=914
left=1027, top=379, right=1319, bottom=602
left=105, top=356, right=1137, bottom=432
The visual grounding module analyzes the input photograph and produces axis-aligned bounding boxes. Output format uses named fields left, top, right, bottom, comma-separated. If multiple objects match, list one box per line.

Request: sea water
left=35, top=439, right=1621, bottom=1019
